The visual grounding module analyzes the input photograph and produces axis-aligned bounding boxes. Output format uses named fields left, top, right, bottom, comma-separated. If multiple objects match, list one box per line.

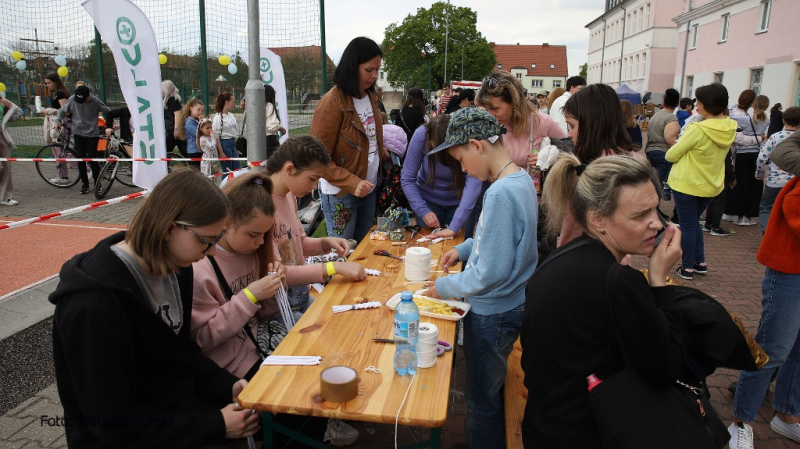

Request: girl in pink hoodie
left=191, top=171, right=285, bottom=379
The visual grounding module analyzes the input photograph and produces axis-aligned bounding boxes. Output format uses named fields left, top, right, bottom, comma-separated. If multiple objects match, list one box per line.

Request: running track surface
left=0, top=218, right=127, bottom=297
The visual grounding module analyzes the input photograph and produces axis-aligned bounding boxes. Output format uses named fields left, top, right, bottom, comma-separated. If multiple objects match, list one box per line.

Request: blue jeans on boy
left=219, top=138, right=241, bottom=173
left=672, top=190, right=712, bottom=270
left=425, top=200, right=477, bottom=239
left=733, top=268, right=800, bottom=422
left=320, top=189, right=376, bottom=243
left=759, top=186, right=783, bottom=234
left=463, top=304, right=524, bottom=447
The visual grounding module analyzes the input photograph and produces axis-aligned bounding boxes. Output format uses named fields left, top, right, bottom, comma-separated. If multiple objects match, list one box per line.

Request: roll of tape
left=320, top=366, right=359, bottom=403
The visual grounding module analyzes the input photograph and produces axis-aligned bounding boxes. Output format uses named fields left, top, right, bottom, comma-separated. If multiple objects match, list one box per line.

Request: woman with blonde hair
left=162, top=80, right=186, bottom=156
left=620, top=100, right=643, bottom=148
left=476, top=70, right=566, bottom=182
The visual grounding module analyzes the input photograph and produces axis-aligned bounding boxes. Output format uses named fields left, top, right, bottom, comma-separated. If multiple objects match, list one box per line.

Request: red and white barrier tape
left=0, top=191, right=147, bottom=231
left=0, top=157, right=248, bottom=162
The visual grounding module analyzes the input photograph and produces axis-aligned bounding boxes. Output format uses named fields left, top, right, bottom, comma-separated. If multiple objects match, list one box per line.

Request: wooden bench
left=505, top=337, right=527, bottom=448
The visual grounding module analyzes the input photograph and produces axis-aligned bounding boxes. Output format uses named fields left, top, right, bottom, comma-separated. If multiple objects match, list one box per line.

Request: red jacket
left=758, top=177, right=800, bottom=274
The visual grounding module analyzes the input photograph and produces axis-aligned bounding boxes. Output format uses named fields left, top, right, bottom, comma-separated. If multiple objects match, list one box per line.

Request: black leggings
left=728, top=153, right=763, bottom=217
left=73, top=135, right=100, bottom=186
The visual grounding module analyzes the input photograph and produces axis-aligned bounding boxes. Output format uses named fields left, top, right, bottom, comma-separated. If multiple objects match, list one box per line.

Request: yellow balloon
left=12, top=51, right=23, bottom=61
left=218, top=55, right=231, bottom=66
left=0, top=82, right=5, bottom=93
left=57, top=66, right=69, bottom=77
left=159, top=54, right=167, bottom=65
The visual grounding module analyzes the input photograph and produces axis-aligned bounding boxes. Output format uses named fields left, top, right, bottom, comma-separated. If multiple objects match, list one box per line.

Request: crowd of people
left=24, top=33, right=796, bottom=449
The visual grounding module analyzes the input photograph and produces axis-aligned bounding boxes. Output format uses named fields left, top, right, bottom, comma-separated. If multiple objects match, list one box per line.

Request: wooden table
left=238, top=228, right=465, bottom=449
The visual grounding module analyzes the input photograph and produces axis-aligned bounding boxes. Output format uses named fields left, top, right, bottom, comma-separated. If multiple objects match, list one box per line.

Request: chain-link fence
left=1, top=0, right=330, bottom=155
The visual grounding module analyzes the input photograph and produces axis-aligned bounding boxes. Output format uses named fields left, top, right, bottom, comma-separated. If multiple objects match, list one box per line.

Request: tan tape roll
left=320, top=366, right=358, bottom=403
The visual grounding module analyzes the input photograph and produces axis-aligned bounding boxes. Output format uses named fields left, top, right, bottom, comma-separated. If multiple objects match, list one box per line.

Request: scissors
left=374, top=250, right=404, bottom=260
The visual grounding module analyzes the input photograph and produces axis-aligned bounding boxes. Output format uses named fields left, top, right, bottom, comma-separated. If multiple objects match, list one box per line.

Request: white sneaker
left=728, top=422, right=754, bottom=449
left=722, top=214, right=737, bottom=222
left=736, top=216, right=757, bottom=226
left=771, top=415, right=800, bottom=443
left=744, top=217, right=758, bottom=226
left=50, top=177, right=70, bottom=185
left=324, top=418, right=359, bottom=447
left=0, top=198, right=18, bottom=206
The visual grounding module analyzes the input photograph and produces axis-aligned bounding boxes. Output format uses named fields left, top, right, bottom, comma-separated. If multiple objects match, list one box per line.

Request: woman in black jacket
left=398, top=87, right=427, bottom=142
left=521, top=154, right=684, bottom=447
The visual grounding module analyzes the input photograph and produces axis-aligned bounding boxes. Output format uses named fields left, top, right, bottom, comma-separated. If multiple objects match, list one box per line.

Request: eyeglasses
left=482, top=77, right=498, bottom=90
left=178, top=224, right=226, bottom=253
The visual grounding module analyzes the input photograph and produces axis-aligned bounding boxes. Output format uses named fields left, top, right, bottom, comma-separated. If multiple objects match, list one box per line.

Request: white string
left=404, top=247, right=432, bottom=282
left=270, top=273, right=295, bottom=331
left=395, top=372, right=417, bottom=449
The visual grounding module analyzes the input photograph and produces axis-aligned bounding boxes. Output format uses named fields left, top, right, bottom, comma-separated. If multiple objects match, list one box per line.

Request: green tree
left=382, top=2, right=496, bottom=90
left=579, top=63, right=587, bottom=79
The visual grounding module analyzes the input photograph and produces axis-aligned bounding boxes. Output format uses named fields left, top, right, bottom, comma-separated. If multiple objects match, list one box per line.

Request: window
left=758, top=0, right=771, bottom=32
left=720, top=14, right=730, bottom=42
left=553, top=80, right=562, bottom=88
left=379, top=71, right=384, bottom=80
left=516, top=73, right=522, bottom=80
left=646, top=4, right=651, bottom=29
left=639, top=7, right=645, bottom=31
left=751, top=68, right=763, bottom=94
left=498, top=64, right=503, bottom=69
left=715, top=72, right=724, bottom=84
left=531, top=63, right=536, bottom=69
left=642, top=53, right=647, bottom=77
left=550, top=64, right=555, bottom=69
left=690, top=24, right=698, bottom=49
left=627, top=14, right=632, bottom=36
left=635, top=55, right=640, bottom=78
left=686, top=76, right=694, bottom=97
left=633, top=11, right=638, bottom=33
left=532, top=79, right=543, bottom=88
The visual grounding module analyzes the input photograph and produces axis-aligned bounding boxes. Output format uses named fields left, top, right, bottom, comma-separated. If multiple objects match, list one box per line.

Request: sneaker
left=729, top=422, right=754, bottom=449
left=710, top=227, right=733, bottom=236
left=702, top=224, right=711, bottom=232
left=80, top=184, right=90, bottom=194
left=676, top=267, right=694, bottom=280
left=770, top=415, right=800, bottom=443
left=722, top=214, right=737, bottom=222
left=0, top=198, right=18, bottom=206
left=693, top=264, right=708, bottom=275
left=736, top=216, right=757, bottom=226
left=50, top=177, right=70, bottom=185
left=324, top=418, right=359, bottom=447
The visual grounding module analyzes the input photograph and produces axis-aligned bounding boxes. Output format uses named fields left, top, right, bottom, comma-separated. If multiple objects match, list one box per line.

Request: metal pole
left=461, top=43, right=464, bottom=80
left=245, top=0, right=266, bottom=164
left=199, top=0, right=210, bottom=116
left=320, top=0, right=328, bottom=94
left=443, top=0, right=450, bottom=86
left=94, top=27, right=106, bottom=103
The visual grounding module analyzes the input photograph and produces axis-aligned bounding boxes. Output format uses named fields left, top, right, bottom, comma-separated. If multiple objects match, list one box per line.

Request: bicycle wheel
left=167, top=152, right=188, bottom=173
left=36, top=144, right=81, bottom=188
left=94, top=159, right=118, bottom=199
left=108, top=148, right=135, bottom=187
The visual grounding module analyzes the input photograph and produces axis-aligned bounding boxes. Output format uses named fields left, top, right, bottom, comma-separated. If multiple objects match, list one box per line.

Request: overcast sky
left=323, top=0, right=605, bottom=77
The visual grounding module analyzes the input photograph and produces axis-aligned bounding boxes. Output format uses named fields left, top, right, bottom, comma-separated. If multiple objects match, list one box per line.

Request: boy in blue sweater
left=425, top=108, right=539, bottom=447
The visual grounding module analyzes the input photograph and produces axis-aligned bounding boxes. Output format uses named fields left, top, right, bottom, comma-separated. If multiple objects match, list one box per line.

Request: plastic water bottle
left=393, top=291, right=419, bottom=376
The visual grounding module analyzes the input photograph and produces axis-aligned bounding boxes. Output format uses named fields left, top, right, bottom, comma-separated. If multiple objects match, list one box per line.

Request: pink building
left=673, top=0, right=800, bottom=107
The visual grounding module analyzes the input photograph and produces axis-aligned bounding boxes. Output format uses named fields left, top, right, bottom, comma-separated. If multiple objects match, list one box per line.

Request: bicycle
left=94, top=134, right=187, bottom=199
left=35, top=122, right=82, bottom=188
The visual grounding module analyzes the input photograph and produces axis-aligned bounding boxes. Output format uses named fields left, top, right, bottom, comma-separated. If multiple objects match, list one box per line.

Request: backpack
left=376, top=153, right=409, bottom=217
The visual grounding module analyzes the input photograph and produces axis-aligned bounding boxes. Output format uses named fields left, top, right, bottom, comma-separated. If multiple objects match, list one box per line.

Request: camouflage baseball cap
left=430, top=107, right=506, bottom=155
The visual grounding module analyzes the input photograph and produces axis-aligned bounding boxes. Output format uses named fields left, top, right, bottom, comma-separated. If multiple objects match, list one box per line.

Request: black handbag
left=589, top=263, right=730, bottom=449
left=235, top=113, right=247, bottom=157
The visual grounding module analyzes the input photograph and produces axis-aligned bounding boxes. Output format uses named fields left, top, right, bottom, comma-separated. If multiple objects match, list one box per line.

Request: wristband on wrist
left=242, top=287, right=258, bottom=304
left=326, top=262, right=336, bottom=277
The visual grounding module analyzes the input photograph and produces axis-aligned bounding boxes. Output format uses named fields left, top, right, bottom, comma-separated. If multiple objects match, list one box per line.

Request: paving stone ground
left=1, top=162, right=798, bottom=448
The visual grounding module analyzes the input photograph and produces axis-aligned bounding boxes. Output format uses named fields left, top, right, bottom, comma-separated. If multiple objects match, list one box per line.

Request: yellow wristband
left=242, top=287, right=258, bottom=304
left=326, top=262, right=336, bottom=277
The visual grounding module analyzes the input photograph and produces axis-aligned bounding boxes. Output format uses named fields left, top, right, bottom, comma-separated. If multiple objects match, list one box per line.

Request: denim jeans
left=672, top=190, right=712, bottom=269
left=646, top=150, right=672, bottom=194
left=425, top=200, right=477, bottom=239
left=759, top=186, right=782, bottom=235
left=219, top=138, right=241, bottom=173
left=320, top=189, right=376, bottom=243
left=733, top=268, right=800, bottom=422
left=463, top=304, right=524, bottom=448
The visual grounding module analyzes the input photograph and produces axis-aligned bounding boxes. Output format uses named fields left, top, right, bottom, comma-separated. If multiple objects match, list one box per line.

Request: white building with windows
left=586, top=0, right=684, bottom=95
left=491, top=43, right=568, bottom=95
left=673, top=0, right=800, bottom=107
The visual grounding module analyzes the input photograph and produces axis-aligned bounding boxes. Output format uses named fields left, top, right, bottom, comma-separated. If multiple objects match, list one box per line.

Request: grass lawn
left=7, top=118, right=44, bottom=128
left=10, top=145, right=41, bottom=157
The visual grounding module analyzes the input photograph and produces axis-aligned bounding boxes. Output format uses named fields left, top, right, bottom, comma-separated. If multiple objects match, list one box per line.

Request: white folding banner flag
left=260, top=48, right=289, bottom=143
left=83, top=0, right=167, bottom=189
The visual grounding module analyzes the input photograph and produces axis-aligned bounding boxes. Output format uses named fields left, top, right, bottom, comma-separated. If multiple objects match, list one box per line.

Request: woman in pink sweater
left=476, top=70, right=566, bottom=173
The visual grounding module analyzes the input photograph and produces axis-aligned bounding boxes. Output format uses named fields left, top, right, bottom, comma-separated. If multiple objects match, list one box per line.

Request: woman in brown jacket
left=310, top=36, right=386, bottom=243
